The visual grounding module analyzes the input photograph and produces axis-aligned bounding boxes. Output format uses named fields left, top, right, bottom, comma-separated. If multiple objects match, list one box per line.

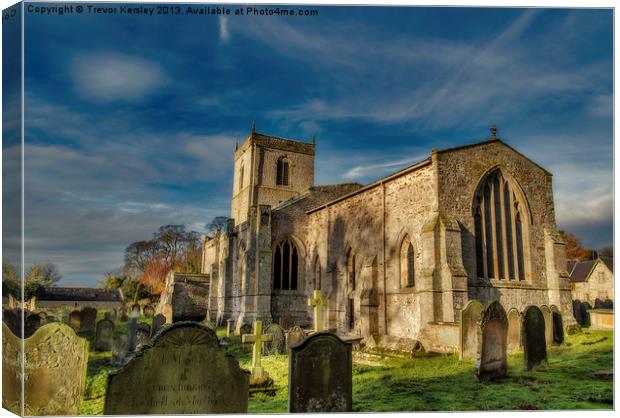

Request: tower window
left=273, top=239, right=299, bottom=290
left=277, top=157, right=290, bottom=186
left=239, top=164, right=244, bottom=191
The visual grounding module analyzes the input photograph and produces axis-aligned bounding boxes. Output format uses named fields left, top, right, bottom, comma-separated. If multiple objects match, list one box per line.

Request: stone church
left=201, top=127, right=573, bottom=351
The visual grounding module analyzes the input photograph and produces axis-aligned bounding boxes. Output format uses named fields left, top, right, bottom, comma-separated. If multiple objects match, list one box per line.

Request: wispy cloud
left=219, top=15, right=230, bottom=43
left=343, top=155, right=428, bottom=181
left=71, top=53, right=166, bottom=102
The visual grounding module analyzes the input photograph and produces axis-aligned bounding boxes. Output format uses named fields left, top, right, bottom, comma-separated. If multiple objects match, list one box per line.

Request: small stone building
left=34, top=287, right=123, bottom=310
left=202, top=128, right=573, bottom=351
left=568, top=257, right=614, bottom=305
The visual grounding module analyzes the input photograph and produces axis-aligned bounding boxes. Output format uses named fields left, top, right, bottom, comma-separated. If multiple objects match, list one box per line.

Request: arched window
left=400, top=236, right=415, bottom=288
left=239, top=164, right=244, bottom=191
left=347, top=249, right=356, bottom=290
left=273, top=239, right=298, bottom=290
left=474, top=169, right=527, bottom=281
left=276, top=157, right=290, bottom=186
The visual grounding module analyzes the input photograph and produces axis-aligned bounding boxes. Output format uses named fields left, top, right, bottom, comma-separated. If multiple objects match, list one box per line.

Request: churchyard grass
left=78, top=327, right=613, bottom=414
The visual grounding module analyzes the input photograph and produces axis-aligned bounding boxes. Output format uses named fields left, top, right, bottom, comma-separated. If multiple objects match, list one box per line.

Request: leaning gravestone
left=522, top=306, right=547, bottom=371
left=540, top=305, right=552, bottom=346
left=289, top=332, right=352, bottom=412
left=2, top=322, right=89, bottom=415
left=476, top=301, right=508, bottom=381
left=286, top=326, right=306, bottom=350
left=507, top=308, right=521, bottom=352
left=263, top=323, right=286, bottom=355
left=104, top=322, right=249, bottom=414
left=69, top=310, right=81, bottom=330
left=151, top=314, right=166, bottom=336
left=95, top=319, right=115, bottom=351
left=459, top=300, right=484, bottom=360
left=79, top=307, right=98, bottom=332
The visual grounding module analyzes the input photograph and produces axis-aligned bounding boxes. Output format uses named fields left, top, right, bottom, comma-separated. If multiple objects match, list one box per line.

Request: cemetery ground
left=78, top=319, right=613, bottom=414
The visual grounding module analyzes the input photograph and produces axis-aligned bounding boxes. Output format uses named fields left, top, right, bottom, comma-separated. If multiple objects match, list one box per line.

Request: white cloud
left=219, top=15, right=230, bottom=43
left=71, top=53, right=166, bottom=102
left=343, top=155, right=428, bottom=181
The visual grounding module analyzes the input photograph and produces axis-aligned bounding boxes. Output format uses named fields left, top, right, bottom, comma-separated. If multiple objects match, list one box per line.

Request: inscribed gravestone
left=459, top=300, right=484, bottom=360
left=151, top=314, right=166, bottom=336
left=95, top=319, right=115, bottom=351
left=2, top=322, right=89, bottom=415
left=143, top=305, right=155, bottom=317
left=104, top=322, right=249, bottom=414
left=507, top=308, right=521, bottom=352
left=286, top=326, right=306, bottom=350
left=540, top=305, right=552, bottom=346
left=263, top=323, right=286, bottom=355
left=69, top=310, right=81, bottom=330
left=551, top=307, right=564, bottom=345
left=79, top=307, right=97, bottom=332
left=476, top=301, right=508, bottom=381
left=522, top=306, right=547, bottom=371
left=288, top=332, right=352, bottom=412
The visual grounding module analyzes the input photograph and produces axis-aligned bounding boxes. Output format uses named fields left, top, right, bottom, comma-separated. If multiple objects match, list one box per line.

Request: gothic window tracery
left=273, top=239, right=298, bottom=290
left=399, top=236, right=415, bottom=288
left=474, top=168, right=527, bottom=281
left=276, top=157, right=290, bottom=186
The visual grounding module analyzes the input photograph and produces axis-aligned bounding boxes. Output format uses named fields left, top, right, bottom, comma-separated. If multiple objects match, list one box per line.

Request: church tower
left=230, top=127, right=316, bottom=225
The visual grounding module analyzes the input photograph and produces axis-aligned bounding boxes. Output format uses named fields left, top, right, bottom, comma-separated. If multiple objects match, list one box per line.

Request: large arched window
left=347, top=249, right=356, bottom=290
left=400, top=236, right=415, bottom=288
left=276, top=157, right=290, bottom=186
left=273, top=239, right=298, bottom=290
left=474, top=168, right=527, bottom=281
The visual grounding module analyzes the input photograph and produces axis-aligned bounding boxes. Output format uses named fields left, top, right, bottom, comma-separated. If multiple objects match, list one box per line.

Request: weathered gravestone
left=111, top=335, right=129, bottom=366
left=476, top=301, right=508, bottom=381
left=79, top=307, right=98, bottom=332
left=24, top=312, right=44, bottom=338
left=594, top=298, right=603, bottom=309
left=507, top=308, right=521, bottom=352
left=104, top=322, right=249, bottom=414
left=69, top=310, right=81, bottom=330
left=522, top=306, right=547, bottom=371
left=135, top=322, right=151, bottom=350
left=288, top=332, right=352, bottom=412
left=263, top=323, right=286, bottom=355
left=459, top=300, right=484, bottom=360
left=104, top=310, right=116, bottom=322
left=3, top=308, right=23, bottom=337
left=143, top=305, right=155, bottom=317
left=151, top=314, right=166, bottom=336
left=540, top=305, right=552, bottom=346
left=286, top=326, right=306, bottom=350
left=95, top=319, right=115, bottom=351
left=551, top=306, right=564, bottom=345
left=2, top=322, right=89, bottom=415
left=582, top=301, right=592, bottom=326
left=226, top=319, right=234, bottom=337
left=573, top=300, right=586, bottom=325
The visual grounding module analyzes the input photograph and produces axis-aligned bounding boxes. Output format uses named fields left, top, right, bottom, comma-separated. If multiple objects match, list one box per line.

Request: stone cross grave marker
left=308, top=290, right=328, bottom=332
left=507, top=308, right=521, bottom=352
left=522, top=305, right=548, bottom=371
left=476, top=301, right=508, bottom=381
left=79, top=307, right=97, bottom=332
left=95, top=318, right=115, bottom=351
left=2, top=322, right=89, bottom=415
left=459, top=300, right=484, bottom=360
left=104, top=322, right=249, bottom=414
left=242, top=320, right=273, bottom=385
left=288, top=332, right=352, bottom=412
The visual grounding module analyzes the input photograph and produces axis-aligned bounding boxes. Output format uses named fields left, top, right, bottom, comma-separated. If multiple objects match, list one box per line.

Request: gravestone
left=79, top=307, right=98, bottom=332
left=111, top=335, right=129, bottom=366
left=507, top=309, right=521, bottom=352
left=459, top=300, right=484, bottom=360
left=69, top=310, right=81, bottom=330
left=286, top=326, right=306, bottom=350
left=104, top=310, right=116, bottom=322
left=594, top=298, right=603, bottom=309
left=104, top=322, right=249, bottom=414
left=602, top=299, right=613, bottom=309
left=476, top=301, right=508, bottom=381
left=151, top=314, right=166, bottom=336
left=308, top=290, right=329, bottom=332
left=226, top=319, right=234, bottom=337
left=551, top=307, right=564, bottom=345
left=135, top=322, right=151, bottom=350
left=263, top=323, right=286, bottom=355
left=582, top=302, right=592, bottom=326
left=143, top=305, right=155, bottom=317
left=2, top=322, right=89, bottom=415
left=573, top=300, right=585, bottom=325
left=288, top=332, right=352, bottom=412
left=540, top=305, right=552, bottom=346
left=522, top=306, right=547, bottom=371
left=95, top=319, right=115, bottom=351
left=3, top=308, right=23, bottom=337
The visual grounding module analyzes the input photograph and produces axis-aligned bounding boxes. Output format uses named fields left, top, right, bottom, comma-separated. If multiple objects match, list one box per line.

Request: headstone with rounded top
left=459, top=300, right=484, bottom=360
left=551, top=307, right=564, bottom=345
left=2, top=322, right=89, bottom=415
left=507, top=309, right=521, bottom=352
left=288, top=332, right=352, bottom=412
left=104, top=322, right=249, bottom=414
left=476, top=301, right=508, bottom=381
left=24, top=312, right=44, bottom=338
left=522, top=306, right=547, bottom=371
left=95, top=319, right=115, bottom=351
left=2, top=308, right=23, bottom=337
left=286, top=326, right=306, bottom=350
left=573, top=300, right=585, bottom=325
left=79, top=307, right=98, bottom=332
left=69, top=310, right=81, bottom=330
left=263, top=323, right=286, bottom=355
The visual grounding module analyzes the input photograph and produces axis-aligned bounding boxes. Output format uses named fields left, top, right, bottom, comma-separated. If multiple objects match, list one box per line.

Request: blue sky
left=11, top=4, right=613, bottom=286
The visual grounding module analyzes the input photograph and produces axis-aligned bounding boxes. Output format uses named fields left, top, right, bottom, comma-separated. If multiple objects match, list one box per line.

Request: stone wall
left=572, top=260, right=614, bottom=304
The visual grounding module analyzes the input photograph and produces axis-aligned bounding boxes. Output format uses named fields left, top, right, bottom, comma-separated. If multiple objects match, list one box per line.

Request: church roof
left=568, top=257, right=613, bottom=283
left=236, top=130, right=315, bottom=156
left=36, top=286, right=123, bottom=302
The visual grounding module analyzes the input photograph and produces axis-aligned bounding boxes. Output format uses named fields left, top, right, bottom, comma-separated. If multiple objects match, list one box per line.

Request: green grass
left=78, top=326, right=614, bottom=414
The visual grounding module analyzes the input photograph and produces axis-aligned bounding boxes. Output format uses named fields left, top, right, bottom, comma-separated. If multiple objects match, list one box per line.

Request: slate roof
left=568, top=257, right=613, bottom=283
left=37, top=287, right=123, bottom=302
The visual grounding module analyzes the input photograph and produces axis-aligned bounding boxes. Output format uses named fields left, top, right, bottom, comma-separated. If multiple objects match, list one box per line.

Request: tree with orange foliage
left=561, top=230, right=595, bottom=261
